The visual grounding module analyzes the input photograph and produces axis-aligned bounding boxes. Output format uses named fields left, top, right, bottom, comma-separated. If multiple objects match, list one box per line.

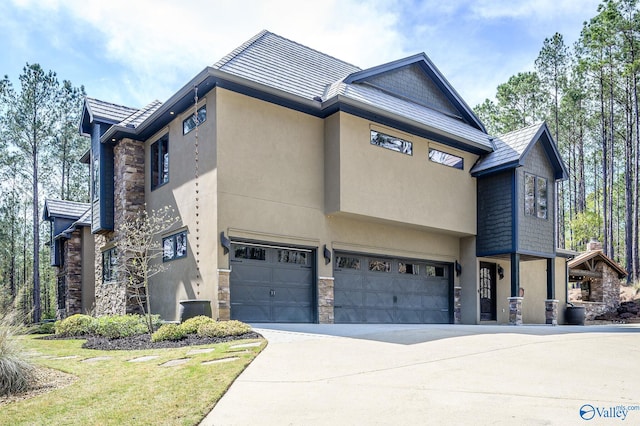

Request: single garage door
left=230, top=242, right=315, bottom=323
left=333, top=252, right=452, bottom=324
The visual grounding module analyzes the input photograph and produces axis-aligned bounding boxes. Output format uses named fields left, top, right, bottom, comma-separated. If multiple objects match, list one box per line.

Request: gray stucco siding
left=476, top=171, right=514, bottom=255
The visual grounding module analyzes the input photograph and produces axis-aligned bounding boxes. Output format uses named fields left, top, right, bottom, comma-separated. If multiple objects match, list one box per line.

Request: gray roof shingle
left=470, top=122, right=544, bottom=175
left=214, top=30, right=361, bottom=100
left=43, top=199, right=90, bottom=221
left=85, top=97, right=139, bottom=124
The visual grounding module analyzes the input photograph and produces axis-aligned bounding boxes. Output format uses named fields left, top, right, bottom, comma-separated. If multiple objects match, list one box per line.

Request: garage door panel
left=272, top=267, right=312, bottom=284
left=230, top=244, right=315, bottom=323
left=363, top=308, right=395, bottom=323
left=230, top=303, right=271, bottom=322
left=364, top=292, right=394, bottom=308
left=365, top=275, right=391, bottom=291
left=423, top=309, right=449, bottom=323
left=334, top=252, right=452, bottom=324
left=335, top=307, right=361, bottom=323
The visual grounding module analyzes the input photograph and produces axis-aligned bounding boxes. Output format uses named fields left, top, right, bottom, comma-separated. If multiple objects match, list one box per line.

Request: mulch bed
left=41, top=331, right=263, bottom=351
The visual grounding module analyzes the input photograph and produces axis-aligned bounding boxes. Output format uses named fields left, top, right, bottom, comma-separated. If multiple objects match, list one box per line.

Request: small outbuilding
left=568, top=239, right=627, bottom=321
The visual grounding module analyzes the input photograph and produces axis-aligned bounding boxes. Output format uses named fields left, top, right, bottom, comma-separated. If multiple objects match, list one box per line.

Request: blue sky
left=0, top=0, right=602, bottom=110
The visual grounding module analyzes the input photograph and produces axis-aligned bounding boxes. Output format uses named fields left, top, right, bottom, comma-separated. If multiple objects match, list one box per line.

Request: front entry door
left=479, top=262, right=497, bottom=321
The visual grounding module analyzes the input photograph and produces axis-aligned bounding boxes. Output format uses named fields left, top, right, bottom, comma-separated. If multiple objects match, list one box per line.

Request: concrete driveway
left=201, top=324, right=640, bottom=425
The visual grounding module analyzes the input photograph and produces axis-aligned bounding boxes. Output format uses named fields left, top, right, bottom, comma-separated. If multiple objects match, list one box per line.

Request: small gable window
left=183, top=105, right=207, bottom=135
left=151, top=135, right=169, bottom=190
left=429, top=148, right=463, bottom=170
left=524, top=173, right=548, bottom=219
left=371, top=130, right=412, bottom=155
left=163, top=230, right=187, bottom=262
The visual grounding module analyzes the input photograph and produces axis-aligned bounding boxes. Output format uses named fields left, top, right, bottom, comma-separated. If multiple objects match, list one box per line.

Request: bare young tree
left=116, top=206, right=180, bottom=333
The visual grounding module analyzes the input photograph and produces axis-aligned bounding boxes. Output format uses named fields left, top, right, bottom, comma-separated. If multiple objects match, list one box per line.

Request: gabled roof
left=568, top=249, right=628, bottom=279
left=42, top=199, right=91, bottom=221
left=213, top=30, right=361, bottom=101
left=470, top=122, right=568, bottom=179
left=87, top=30, right=494, bottom=155
left=80, top=97, right=163, bottom=136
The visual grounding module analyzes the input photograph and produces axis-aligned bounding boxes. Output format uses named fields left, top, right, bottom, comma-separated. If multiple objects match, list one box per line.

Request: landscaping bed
left=42, top=330, right=263, bottom=350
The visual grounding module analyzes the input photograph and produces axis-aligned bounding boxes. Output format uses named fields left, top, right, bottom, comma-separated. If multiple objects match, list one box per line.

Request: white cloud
left=4, top=0, right=605, bottom=109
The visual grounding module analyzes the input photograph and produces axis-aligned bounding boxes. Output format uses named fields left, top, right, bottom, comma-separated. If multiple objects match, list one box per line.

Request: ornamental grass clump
left=0, top=310, right=34, bottom=396
left=178, top=315, right=215, bottom=335
left=197, top=320, right=252, bottom=338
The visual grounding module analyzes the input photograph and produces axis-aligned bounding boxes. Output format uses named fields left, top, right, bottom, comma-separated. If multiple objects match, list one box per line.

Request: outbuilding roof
left=568, top=249, right=628, bottom=279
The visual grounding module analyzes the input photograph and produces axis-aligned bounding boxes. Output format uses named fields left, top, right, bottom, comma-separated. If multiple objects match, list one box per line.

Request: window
left=524, top=173, right=548, bottom=219
left=429, top=148, right=463, bottom=170
left=151, top=135, right=169, bottom=190
left=163, top=231, right=187, bottom=262
left=183, top=105, right=207, bottom=135
left=92, top=153, right=99, bottom=200
left=277, top=250, right=308, bottom=265
left=370, top=130, right=412, bottom=155
left=102, top=247, right=117, bottom=283
left=426, top=265, right=445, bottom=277
left=399, top=262, right=420, bottom=275
left=234, top=246, right=266, bottom=261
left=369, top=259, right=391, bottom=272
left=335, top=256, right=361, bottom=270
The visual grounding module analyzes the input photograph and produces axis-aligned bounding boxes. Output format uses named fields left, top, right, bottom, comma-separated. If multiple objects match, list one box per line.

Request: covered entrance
left=229, top=242, right=315, bottom=323
left=333, top=252, right=452, bottom=324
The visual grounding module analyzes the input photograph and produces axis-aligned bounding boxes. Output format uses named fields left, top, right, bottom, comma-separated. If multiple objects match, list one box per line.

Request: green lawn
left=2, top=335, right=266, bottom=425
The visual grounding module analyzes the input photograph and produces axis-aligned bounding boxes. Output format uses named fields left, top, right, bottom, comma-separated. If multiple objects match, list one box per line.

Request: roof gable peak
left=344, top=54, right=485, bottom=133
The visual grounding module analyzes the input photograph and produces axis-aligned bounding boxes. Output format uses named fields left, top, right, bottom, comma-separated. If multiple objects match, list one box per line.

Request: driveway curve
left=201, top=324, right=640, bottom=425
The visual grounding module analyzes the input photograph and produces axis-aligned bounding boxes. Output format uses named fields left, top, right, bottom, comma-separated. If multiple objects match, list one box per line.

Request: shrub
left=151, top=324, right=186, bottom=342
left=54, top=314, right=95, bottom=337
left=31, top=321, right=56, bottom=334
left=197, top=320, right=252, bottom=338
left=0, top=310, right=34, bottom=396
left=178, top=315, right=215, bottom=335
left=91, top=315, right=148, bottom=339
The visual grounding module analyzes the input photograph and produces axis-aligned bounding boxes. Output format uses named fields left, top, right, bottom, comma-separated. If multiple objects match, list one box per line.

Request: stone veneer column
left=217, top=269, right=231, bottom=320
left=508, top=297, right=523, bottom=325
left=545, top=299, right=558, bottom=325
left=114, top=138, right=146, bottom=315
left=94, top=138, right=146, bottom=316
left=453, top=286, right=462, bottom=324
left=64, top=231, right=83, bottom=315
left=318, top=277, right=335, bottom=324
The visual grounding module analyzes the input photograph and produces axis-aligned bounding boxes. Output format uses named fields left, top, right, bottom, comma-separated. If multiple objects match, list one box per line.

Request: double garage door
left=333, top=252, right=452, bottom=324
left=230, top=242, right=452, bottom=324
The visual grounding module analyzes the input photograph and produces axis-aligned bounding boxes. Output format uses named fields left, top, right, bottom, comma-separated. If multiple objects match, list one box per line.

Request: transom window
left=234, top=246, right=266, bottom=261
left=102, top=247, right=117, bottom=283
left=524, top=172, right=548, bottom=219
left=151, top=135, right=169, bottom=190
left=336, top=256, right=361, bottom=270
left=370, top=130, right=412, bottom=155
left=429, top=148, right=463, bottom=170
left=183, top=105, right=207, bottom=135
left=369, top=259, right=391, bottom=272
left=277, top=250, right=308, bottom=265
left=163, top=231, right=187, bottom=262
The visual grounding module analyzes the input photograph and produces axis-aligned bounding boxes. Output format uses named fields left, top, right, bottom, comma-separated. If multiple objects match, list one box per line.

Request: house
left=57, top=30, right=572, bottom=325
left=42, top=199, right=95, bottom=318
left=568, top=239, right=627, bottom=321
